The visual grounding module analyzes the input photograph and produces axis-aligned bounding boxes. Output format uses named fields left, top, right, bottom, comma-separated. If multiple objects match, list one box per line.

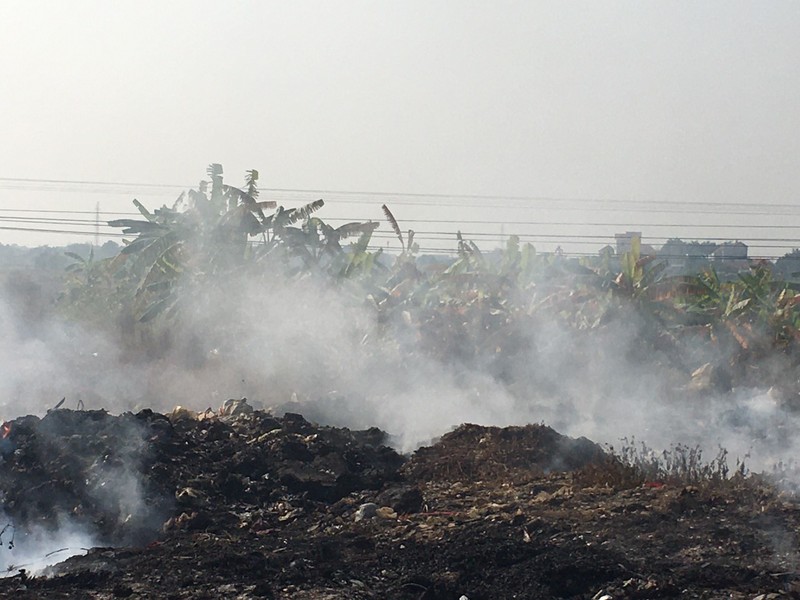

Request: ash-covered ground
left=0, top=403, right=798, bottom=599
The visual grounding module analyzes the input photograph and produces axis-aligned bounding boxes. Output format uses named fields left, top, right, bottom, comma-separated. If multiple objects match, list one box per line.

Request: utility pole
left=95, top=202, right=100, bottom=246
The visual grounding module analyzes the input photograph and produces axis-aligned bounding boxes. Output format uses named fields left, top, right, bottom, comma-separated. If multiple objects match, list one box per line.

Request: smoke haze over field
left=2, top=267, right=799, bottom=476
left=4, top=1, right=800, bottom=578
left=1, top=0, right=800, bottom=479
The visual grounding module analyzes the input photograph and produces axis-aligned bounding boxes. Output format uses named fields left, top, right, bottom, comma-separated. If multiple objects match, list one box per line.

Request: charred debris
left=0, top=402, right=799, bottom=599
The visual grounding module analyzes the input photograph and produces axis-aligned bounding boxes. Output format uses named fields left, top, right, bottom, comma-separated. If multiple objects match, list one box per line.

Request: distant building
left=615, top=231, right=641, bottom=255
left=613, top=231, right=655, bottom=256
left=598, top=244, right=615, bottom=257
left=712, top=241, right=748, bottom=262
left=659, top=239, right=717, bottom=261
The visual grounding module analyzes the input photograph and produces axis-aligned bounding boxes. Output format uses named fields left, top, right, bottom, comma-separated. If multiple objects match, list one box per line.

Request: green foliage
left=104, top=165, right=382, bottom=322
left=55, top=163, right=800, bottom=394
left=60, top=247, right=129, bottom=326
left=775, top=248, right=800, bottom=280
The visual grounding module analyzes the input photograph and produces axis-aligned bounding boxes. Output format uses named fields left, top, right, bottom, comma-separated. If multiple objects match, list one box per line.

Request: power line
left=2, top=176, right=800, bottom=211
left=3, top=215, right=800, bottom=250
left=0, top=220, right=800, bottom=260
left=0, top=177, right=185, bottom=190
left=0, top=225, right=127, bottom=237
left=2, top=223, right=798, bottom=257
left=0, top=208, right=140, bottom=215
left=3, top=220, right=800, bottom=250
left=3, top=210, right=800, bottom=231
left=7, top=202, right=800, bottom=218
left=3, top=187, right=800, bottom=258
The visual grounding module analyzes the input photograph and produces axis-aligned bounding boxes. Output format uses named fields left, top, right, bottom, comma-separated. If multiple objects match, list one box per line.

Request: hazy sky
left=1, top=1, right=800, bottom=252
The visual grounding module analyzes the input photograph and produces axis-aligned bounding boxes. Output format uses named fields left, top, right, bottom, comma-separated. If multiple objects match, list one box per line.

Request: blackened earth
left=0, top=408, right=798, bottom=599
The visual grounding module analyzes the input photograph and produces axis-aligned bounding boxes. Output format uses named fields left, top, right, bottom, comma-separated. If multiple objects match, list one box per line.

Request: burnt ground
left=0, top=407, right=799, bottom=599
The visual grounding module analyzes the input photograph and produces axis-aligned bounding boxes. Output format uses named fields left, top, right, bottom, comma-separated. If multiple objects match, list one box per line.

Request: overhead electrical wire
left=0, top=225, right=126, bottom=237
left=2, top=221, right=797, bottom=252
left=2, top=176, right=800, bottom=213
left=3, top=216, right=800, bottom=248
left=1, top=210, right=800, bottom=231
left=1, top=225, right=790, bottom=261
left=2, top=215, right=800, bottom=246
left=3, top=177, right=800, bottom=258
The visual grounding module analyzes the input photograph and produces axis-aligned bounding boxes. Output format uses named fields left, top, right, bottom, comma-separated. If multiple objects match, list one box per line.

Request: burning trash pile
left=0, top=401, right=403, bottom=546
left=0, top=402, right=799, bottom=599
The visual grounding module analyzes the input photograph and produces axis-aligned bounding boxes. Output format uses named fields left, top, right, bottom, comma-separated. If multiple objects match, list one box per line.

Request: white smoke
left=1, top=264, right=798, bottom=472
left=0, top=514, right=94, bottom=578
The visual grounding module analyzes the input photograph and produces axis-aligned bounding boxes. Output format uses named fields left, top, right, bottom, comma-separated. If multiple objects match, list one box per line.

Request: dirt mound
left=0, top=407, right=403, bottom=547
left=0, top=409, right=170, bottom=545
left=0, top=407, right=798, bottom=599
left=403, top=423, right=606, bottom=484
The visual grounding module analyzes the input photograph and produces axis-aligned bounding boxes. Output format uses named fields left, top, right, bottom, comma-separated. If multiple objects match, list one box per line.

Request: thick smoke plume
left=4, top=254, right=800, bottom=572
left=1, top=265, right=797, bottom=474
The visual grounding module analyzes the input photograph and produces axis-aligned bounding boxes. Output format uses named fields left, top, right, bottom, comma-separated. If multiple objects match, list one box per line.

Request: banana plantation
left=60, top=165, right=800, bottom=404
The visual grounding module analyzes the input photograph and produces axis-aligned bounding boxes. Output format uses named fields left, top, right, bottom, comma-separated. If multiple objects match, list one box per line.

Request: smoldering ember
left=4, top=168, right=800, bottom=599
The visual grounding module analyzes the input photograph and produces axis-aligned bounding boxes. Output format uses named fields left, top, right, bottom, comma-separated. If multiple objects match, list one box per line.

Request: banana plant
left=338, top=225, right=384, bottom=279
left=60, top=246, right=131, bottom=326
left=64, top=246, right=97, bottom=283
left=108, top=165, right=276, bottom=321
left=616, top=236, right=663, bottom=297
left=381, top=204, right=418, bottom=258
left=728, top=265, right=800, bottom=350
left=261, top=212, right=380, bottom=276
